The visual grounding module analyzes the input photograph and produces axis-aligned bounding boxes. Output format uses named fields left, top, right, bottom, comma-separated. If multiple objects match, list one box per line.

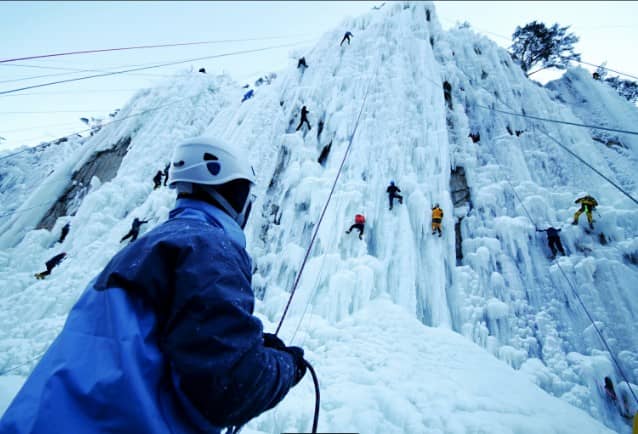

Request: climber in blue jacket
left=0, top=136, right=307, bottom=434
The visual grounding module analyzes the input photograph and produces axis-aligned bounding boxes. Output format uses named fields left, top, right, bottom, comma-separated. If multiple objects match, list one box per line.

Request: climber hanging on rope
left=345, top=213, right=366, bottom=240
left=296, top=105, right=311, bottom=131
left=431, top=203, right=443, bottom=237
left=571, top=194, right=598, bottom=229
left=387, top=180, right=403, bottom=210
left=536, top=226, right=566, bottom=259
left=1, top=136, right=307, bottom=434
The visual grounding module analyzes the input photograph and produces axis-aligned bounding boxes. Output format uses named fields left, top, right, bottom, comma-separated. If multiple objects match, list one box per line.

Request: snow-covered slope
left=1, top=2, right=637, bottom=433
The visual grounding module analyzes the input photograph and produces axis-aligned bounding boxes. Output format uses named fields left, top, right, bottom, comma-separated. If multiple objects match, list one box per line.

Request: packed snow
left=1, top=1, right=637, bottom=433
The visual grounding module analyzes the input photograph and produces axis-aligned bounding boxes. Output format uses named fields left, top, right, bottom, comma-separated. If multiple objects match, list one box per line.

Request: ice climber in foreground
left=0, top=136, right=307, bottom=434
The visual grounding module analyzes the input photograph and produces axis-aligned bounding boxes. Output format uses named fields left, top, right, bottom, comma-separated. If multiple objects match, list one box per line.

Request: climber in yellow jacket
left=431, top=204, right=443, bottom=237
left=571, top=194, right=598, bottom=229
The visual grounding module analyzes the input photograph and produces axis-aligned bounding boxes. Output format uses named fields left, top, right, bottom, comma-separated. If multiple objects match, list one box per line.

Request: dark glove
left=283, top=346, right=307, bottom=385
left=262, top=332, right=286, bottom=350
left=263, top=333, right=307, bottom=385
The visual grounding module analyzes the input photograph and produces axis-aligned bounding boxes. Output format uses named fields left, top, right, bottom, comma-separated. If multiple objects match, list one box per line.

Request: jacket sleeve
left=163, top=229, right=298, bottom=428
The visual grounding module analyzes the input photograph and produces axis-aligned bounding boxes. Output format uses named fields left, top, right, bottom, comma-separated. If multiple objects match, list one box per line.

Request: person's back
left=1, top=136, right=305, bottom=434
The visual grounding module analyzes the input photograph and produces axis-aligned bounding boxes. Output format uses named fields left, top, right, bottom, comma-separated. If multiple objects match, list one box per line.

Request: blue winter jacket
left=0, top=198, right=298, bottom=433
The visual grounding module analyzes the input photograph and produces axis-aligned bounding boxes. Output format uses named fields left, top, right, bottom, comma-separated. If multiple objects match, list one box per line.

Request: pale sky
left=1, top=1, right=636, bottom=152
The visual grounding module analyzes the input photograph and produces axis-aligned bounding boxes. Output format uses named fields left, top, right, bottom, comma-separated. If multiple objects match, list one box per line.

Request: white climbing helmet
left=168, top=136, right=256, bottom=188
left=168, top=136, right=257, bottom=228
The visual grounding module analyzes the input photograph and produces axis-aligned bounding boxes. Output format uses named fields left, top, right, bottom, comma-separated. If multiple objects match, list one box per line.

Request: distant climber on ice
left=58, top=222, right=70, bottom=243
left=34, top=252, right=67, bottom=280
left=241, top=89, right=255, bottom=103
left=386, top=180, right=403, bottom=210
left=297, top=57, right=308, bottom=69
left=163, top=162, right=170, bottom=186
left=153, top=170, right=163, bottom=189
left=431, top=204, right=443, bottom=237
left=296, top=105, right=311, bottom=131
left=0, top=136, right=307, bottom=434
left=571, top=194, right=598, bottom=229
left=120, top=217, right=148, bottom=243
left=536, top=226, right=566, bottom=258
left=603, top=376, right=618, bottom=402
left=345, top=214, right=366, bottom=240
left=340, top=31, right=353, bottom=46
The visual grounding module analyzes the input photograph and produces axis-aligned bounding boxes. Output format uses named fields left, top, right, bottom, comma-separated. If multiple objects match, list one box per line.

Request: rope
left=0, top=350, right=46, bottom=376
left=475, top=105, right=638, bottom=137
left=569, top=57, right=638, bottom=81
left=504, top=177, right=638, bottom=406
left=0, top=35, right=306, bottom=64
left=537, top=128, right=638, bottom=206
left=305, top=360, right=321, bottom=434
left=275, top=73, right=375, bottom=335
left=0, top=40, right=311, bottom=96
left=290, top=252, right=328, bottom=345
left=553, top=261, right=638, bottom=406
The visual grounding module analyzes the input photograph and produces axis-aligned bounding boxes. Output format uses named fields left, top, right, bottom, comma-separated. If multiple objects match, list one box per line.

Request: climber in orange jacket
left=431, top=204, right=443, bottom=237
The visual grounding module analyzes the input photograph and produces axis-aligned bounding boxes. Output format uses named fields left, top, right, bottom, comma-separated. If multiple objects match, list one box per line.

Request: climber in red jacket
left=345, top=214, right=365, bottom=240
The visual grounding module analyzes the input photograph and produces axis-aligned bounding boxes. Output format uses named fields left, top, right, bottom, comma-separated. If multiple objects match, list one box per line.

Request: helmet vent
left=203, top=153, right=219, bottom=161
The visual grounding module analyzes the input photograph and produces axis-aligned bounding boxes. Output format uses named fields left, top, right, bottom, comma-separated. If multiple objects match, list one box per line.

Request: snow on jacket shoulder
left=0, top=198, right=297, bottom=433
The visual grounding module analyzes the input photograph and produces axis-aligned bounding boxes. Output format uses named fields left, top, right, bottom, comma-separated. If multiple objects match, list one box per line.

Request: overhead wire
left=537, top=128, right=638, bottom=206
left=0, top=34, right=308, bottom=64
left=475, top=104, right=638, bottom=137
left=0, top=39, right=314, bottom=96
left=0, top=93, right=199, bottom=162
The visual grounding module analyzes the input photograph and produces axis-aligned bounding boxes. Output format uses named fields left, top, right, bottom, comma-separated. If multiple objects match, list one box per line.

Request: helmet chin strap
left=207, top=189, right=252, bottom=229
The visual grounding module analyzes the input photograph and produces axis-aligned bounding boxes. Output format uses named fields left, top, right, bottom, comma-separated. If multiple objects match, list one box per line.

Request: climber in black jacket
left=120, top=218, right=149, bottom=243
left=296, top=106, right=311, bottom=131
left=386, top=180, right=403, bottom=210
left=536, top=226, right=566, bottom=258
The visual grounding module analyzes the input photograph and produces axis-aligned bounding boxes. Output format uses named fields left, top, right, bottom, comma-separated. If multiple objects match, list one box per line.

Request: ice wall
left=0, top=1, right=636, bottom=432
